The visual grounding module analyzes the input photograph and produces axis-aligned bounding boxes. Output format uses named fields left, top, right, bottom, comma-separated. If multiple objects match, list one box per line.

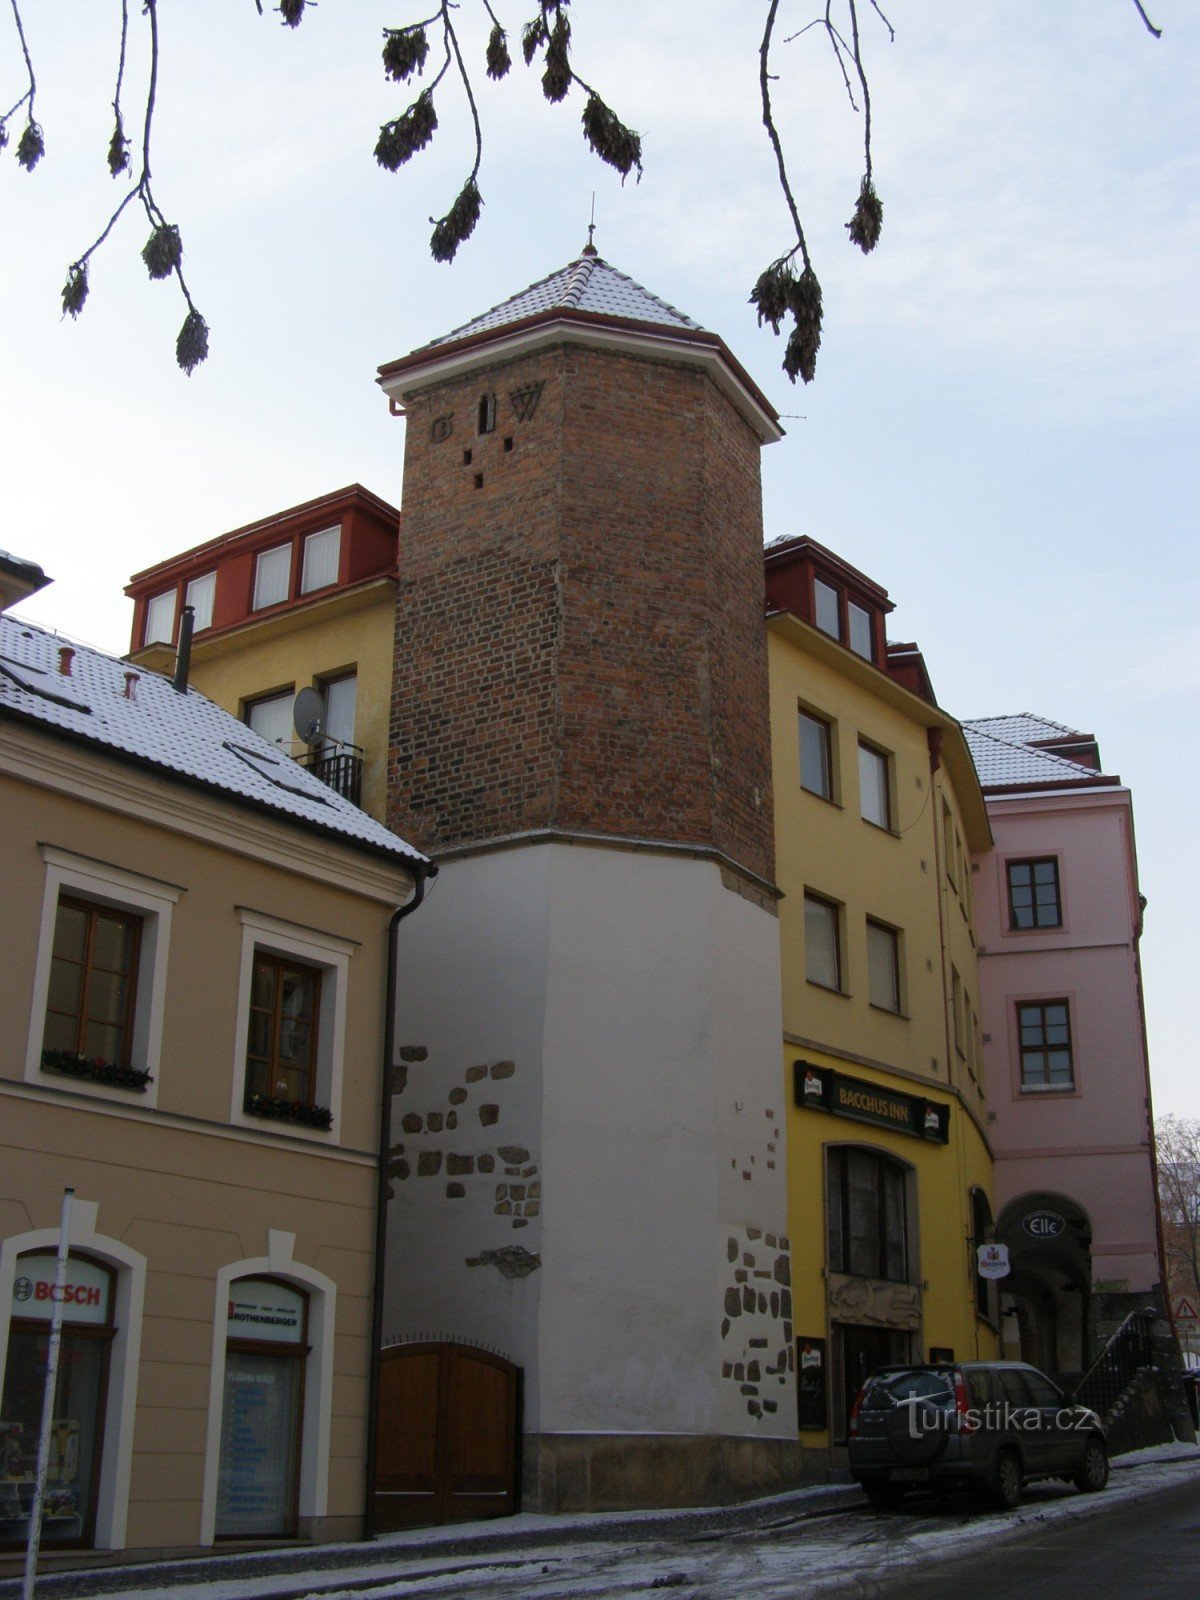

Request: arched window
left=971, top=1188, right=995, bottom=1319
left=826, top=1147, right=910, bottom=1283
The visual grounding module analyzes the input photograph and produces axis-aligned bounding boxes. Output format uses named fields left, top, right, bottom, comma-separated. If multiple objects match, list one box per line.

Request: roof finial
left=582, top=192, right=598, bottom=257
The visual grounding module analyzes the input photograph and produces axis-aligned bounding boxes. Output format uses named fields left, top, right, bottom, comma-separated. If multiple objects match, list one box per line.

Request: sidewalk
left=0, top=1481, right=865, bottom=1600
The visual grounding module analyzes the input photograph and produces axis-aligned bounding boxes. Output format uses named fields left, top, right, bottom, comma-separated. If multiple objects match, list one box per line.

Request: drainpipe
left=364, top=857, right=438, bottom=1540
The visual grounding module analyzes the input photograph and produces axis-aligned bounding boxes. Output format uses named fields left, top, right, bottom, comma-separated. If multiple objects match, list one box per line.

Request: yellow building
left=765, top=537, right=997, bottom=1455
left=125, top=485, right=399, bottom=823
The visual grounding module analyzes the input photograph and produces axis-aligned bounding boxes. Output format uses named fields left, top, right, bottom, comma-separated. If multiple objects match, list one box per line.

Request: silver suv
left=848, top=1361, right=1109, bottom=1511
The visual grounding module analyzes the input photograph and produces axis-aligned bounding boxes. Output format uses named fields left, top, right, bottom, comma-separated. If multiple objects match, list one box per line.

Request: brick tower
left=377, top=249, right=798, bottom=1511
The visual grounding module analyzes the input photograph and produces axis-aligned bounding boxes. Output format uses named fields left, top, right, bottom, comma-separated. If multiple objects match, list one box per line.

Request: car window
left=862, top=1370, right=955, bottom=1410
left=966, top=1368, right=994, bottom=1408
left=1021, top=1371, right=1064, bottom=1408
left=997, top=1368, right=1036, bottom=1406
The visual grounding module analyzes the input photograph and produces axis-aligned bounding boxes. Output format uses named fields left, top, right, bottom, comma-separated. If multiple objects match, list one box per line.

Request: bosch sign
left=1022, top=1209, right=1067, bottom=1239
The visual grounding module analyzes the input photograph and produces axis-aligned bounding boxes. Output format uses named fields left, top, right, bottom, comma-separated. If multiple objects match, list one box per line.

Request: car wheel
left=987, top=1447, right=1022, bottom=1511
left=1072, top=1438, right=1109, bottom=1494
left=863, top=1481, right=907, bottom=1511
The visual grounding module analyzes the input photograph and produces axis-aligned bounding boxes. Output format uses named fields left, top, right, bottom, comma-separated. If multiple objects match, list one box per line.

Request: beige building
left=0, top=590, right=426, bottom=1563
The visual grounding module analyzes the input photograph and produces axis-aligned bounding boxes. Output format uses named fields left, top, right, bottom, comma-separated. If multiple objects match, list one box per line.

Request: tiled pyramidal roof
left=962, top=714, right=1108, bottom=790
left=423, top=253, right=704, bottom=351
left=0, top=615, right=424, bottom=864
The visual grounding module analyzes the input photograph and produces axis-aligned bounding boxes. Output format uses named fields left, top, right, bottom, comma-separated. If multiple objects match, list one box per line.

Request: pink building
left=965, top=715, right=1165, bottom=1382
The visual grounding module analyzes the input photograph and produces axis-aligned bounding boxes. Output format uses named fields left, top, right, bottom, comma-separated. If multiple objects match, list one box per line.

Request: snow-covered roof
left=421, top=251, right=703, bottom=352
left=0, top=615, right=424, bottom=866
left=962, top=715, right=1109, bottom=790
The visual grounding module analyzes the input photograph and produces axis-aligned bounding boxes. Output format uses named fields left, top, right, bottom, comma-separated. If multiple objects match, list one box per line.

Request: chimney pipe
left=173, top=605, right=195, bottom=694
left=57, top=647, right=74, bottom=677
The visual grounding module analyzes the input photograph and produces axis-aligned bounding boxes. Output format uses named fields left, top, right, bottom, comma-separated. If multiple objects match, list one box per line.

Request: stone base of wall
left=522, top=1432, right=811, bottom=1513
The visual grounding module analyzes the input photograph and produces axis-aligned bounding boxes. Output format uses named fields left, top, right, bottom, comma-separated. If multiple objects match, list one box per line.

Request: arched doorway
left=995, top=1192, right=1092, bottom=1383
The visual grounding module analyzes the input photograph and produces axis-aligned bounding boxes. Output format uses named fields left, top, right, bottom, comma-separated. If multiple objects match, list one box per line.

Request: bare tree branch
left=1131, top=1, right=1163, bottom=39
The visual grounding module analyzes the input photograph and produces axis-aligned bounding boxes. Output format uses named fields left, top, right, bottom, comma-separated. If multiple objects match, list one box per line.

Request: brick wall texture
left=388, top=340, right=775, bottom=885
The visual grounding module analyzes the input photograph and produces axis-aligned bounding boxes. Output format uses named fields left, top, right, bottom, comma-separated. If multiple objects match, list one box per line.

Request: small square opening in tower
left=503, top=436, right=514, bottom=453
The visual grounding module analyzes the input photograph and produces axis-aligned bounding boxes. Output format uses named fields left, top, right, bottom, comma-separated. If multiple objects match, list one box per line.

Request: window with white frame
left=866, top=919, right=901, bottom=1012
left=799, top=709, right=834, bottom=801
left=814, top=577, right=840, bottom=639
left=847, top=600, right=873, bottom=660
left=185, top=571, right=216, bottom=632
left=231, top=910, right=353, bottom=1138
left=245, top=690, right=295, bottom=752
left=25, top=846, right=181, bottom=1105
left=300, top=526, right=341, bottom=595
left=253, top=544, right=292, bottom=610
left=143, top=590, right=177, bottom=647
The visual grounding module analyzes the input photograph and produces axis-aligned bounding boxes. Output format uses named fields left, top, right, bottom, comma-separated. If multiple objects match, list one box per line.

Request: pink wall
left=973, top=787, right=1161, bottom=1293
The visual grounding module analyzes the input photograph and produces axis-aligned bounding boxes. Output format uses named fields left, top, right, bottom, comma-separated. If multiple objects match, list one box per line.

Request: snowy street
left=8, top=1444, right=1198, bottom=1600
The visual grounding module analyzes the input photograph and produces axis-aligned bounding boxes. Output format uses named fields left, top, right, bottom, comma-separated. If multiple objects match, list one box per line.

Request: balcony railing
left=301, top=741, right=364, bottom=806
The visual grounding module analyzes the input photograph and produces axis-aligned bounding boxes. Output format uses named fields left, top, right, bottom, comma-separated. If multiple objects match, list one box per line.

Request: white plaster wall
left=385, top=847, right=550, bottom=1422
left=537, top=846, right=793, bottom=1439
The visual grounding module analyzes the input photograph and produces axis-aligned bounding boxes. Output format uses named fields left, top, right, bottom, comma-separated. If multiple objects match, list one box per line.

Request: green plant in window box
left=41, top=1048, right=152, bottom=1092
left=244, top=1092, right=333, bottom=1130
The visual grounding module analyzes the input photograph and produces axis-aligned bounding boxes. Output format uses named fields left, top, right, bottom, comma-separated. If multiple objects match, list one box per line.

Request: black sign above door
left=794, top=1061, right=950, bottom=1144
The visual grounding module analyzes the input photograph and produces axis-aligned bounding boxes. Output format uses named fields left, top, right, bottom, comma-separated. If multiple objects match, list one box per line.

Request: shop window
left=300, top=526, right=341, bottom=595
left=1018, top=1000, right=1074, bottom=1090
left=858, top=741, right=891, bottom=830
left=1007, top=857, right=1062, bottom=930
left=799, top=710, right=833, bottom=801
left=866, top=919, right=901, bottom=1013
left=215, top=1278, right=308, bottom=1539
left=804, top=893, right=842, bottom=992
left=143, top=589, right=176, bottom=647
left=26, top=846, right=179, bottom=1105
left=827, top=1147, right=909, bottom=1283
left=230, top=910, right=352, bottom=1139
left=0, top=1252, right=115, bottom=1551
left=185, top=572, right=216, bottom=633
left=252, top=544, right=292, bottom=611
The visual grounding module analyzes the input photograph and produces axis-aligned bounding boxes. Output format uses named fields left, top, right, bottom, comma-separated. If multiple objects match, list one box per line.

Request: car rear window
left=861, top=1370, right=955, bottom=1411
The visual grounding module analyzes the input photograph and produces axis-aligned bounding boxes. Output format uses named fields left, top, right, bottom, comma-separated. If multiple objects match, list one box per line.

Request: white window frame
left=253, top=543, right=292, bottom=611
left=229, top=909, right=354, bottom=1143
left=25, top=846, right=182, bottom=1108
left=300, top=525, right=341, bottom=595
left=866, top=917, right=903, bottom=1013
left=185, top=571, right=217, bottom=632
left=858, top=740, right=892, bottom=831
left=143, top=589, right=177, bottom=647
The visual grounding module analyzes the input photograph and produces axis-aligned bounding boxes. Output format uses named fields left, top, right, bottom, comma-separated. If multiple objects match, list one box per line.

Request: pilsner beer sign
left=794, top=1061, right=950, bottom=1144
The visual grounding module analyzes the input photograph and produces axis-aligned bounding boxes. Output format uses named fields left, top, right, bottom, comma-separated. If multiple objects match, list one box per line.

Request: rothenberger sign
left=11, top=1252, right=112, bottom=1325
left=794, top=1061, right=950, bottom=1144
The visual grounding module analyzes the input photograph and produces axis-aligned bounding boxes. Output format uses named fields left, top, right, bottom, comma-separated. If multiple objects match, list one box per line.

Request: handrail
left=1074, top=1307, right=1158, bottom=1418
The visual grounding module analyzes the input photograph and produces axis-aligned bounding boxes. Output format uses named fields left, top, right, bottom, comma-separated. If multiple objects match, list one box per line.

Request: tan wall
left=0, top=746, right=410, bottom=1553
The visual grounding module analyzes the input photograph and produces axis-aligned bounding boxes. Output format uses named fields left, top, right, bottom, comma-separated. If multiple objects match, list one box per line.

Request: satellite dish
left=293, top=687, right=327, bottom=746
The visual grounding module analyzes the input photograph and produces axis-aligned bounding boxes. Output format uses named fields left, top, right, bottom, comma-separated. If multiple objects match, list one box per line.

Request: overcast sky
left=2, top=2, right=1196, bottom=1116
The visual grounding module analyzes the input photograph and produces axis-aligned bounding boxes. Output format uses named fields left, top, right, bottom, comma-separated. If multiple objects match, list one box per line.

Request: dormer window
left=186, top=572, right=216, bottom=632
left=814, top=578, right=840, bottom=639
left=301, top=526, right=341, bottom=595
left=253, top=544, right=292, bottom=611
left=143, top=590, right=177, bottom=646
left=848, top=601, right=872, bottom=660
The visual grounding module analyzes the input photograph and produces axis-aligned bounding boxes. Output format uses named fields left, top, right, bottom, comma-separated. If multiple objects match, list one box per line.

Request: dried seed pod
left=61, top=264, right=89, bottom=319
left=782, top=267, right=823, bottom=385
left=749, top=261, right=795, bottom=333
left=522, top=15, right=548, bottom=66
left=581, top=94, right=642, bottom=181
left=542, top=14, right=572, bottom=102
left=375, top=91, right=438, bottom=171
left=142, top=223, right=183, bottom=280
left=430, top=179, right=482, bottom=263
left=16, top=120, right=44, bottom=171
left=846, top=177, right=883, bottom=254
left=0, top=119, right=9, bottom=151
left=279, top=0, right=306, bottom=26
left=486, top=24, right=512, bottom=80
left=176, top=309, right=209, bottom=375
left=107, top=114, right=130, bottom=177
left=382, top=26, right=429, bottom=83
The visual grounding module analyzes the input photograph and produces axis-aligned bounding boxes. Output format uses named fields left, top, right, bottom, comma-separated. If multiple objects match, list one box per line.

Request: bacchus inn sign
left=794, top=1062, right=950, bottom=1144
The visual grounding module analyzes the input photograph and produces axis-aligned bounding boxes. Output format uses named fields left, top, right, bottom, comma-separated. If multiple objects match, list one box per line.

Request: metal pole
left=22, top=1188, right=74, bottom=1600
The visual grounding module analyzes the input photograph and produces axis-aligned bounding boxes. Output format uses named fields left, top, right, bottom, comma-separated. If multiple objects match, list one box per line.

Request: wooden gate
left=374, top=1341, right=520, bottom=1530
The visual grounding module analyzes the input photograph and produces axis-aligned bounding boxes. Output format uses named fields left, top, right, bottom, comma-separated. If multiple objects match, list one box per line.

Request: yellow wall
left=141, top=580, right=396, bottom=823
left=768, top=616, right=998, bottom=1449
